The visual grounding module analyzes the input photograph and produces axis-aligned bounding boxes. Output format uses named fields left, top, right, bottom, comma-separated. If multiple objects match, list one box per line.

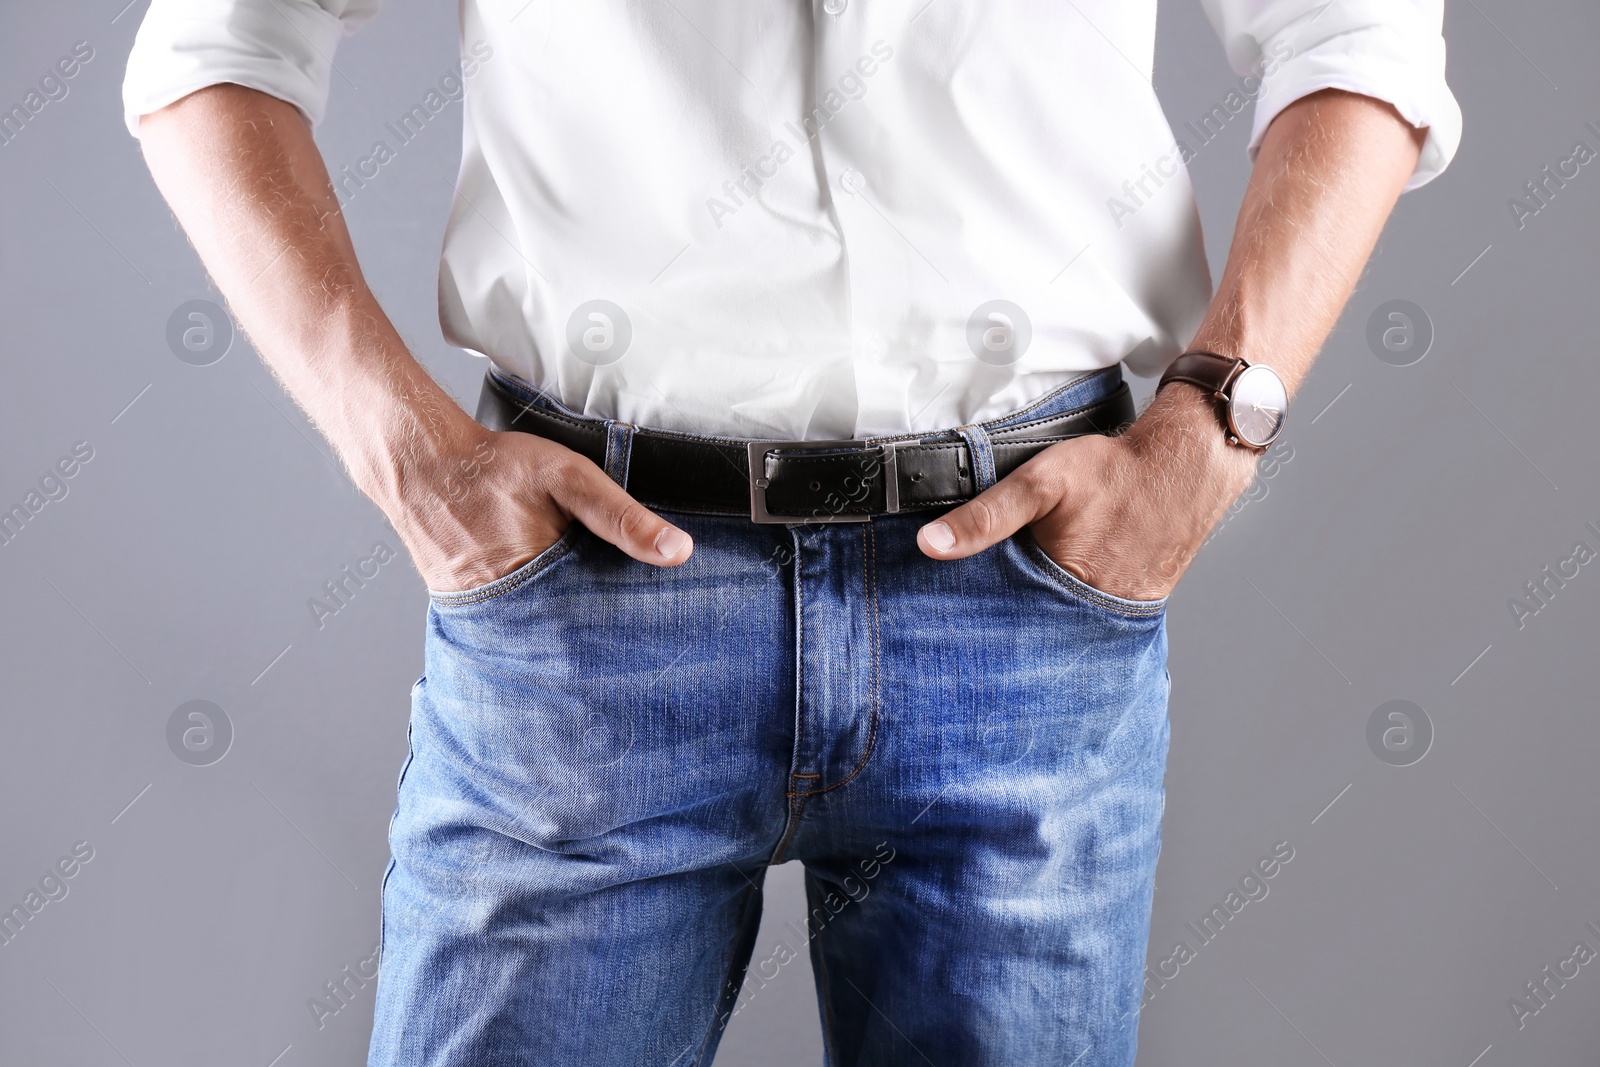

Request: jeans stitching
left=956, top=424, right=996, bottom=494
left=792, top=520, right=880, bottom=799
left=769, top=794, right=808, bottom=866
left=771, top=528, right=808, bottom=865
left=986, top=386, right=1132, bottom=439
left=980, top=368, right=1108, bottom=428
left=426, top=529, right=581, bottom=606
left=485, top=369, right=601, bottom=435
left=604, top=421, right=634, bottom=487
left=376, top=712, right=418, bottom=965
left=1016, top=533, right=1166, bottom=617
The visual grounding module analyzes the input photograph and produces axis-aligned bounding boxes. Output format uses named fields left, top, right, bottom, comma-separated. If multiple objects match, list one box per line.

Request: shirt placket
left=808, top=0, right=930, bottom=435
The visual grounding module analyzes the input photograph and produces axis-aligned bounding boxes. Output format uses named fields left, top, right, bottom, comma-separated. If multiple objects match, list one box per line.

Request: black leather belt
left=476, top=370, right=1135, bottom=522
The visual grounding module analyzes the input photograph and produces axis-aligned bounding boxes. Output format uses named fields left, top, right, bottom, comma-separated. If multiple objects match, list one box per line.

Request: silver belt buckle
left=747, top=439, right=899, bottom=524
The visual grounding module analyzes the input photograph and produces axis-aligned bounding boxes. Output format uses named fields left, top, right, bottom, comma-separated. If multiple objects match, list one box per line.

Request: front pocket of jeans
left=1006, top=529, right=1166, bottom=619
left=426, top=525, right=583, bottom=607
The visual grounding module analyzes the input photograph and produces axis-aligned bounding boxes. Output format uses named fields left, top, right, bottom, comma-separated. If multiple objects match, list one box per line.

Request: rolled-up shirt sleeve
left=1203, top=0, right=1462, bottom=190
left=122, top=0, right=381, bottom=138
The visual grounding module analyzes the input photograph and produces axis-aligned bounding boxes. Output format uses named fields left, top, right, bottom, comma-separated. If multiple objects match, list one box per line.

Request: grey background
left=1, top=1, right=1595, bottom=1064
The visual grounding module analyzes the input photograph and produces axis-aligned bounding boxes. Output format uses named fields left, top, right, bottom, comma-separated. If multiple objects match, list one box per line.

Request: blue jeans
left=369, top=366, right=1171, bottom=1066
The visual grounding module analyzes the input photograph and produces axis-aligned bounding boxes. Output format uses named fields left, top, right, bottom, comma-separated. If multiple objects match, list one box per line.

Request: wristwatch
left=1156, top=351, right=1287, bottom=451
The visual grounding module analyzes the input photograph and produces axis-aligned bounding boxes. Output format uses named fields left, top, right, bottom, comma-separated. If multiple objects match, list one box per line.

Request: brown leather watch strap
left=1157, top=350, right=1246, bottom=397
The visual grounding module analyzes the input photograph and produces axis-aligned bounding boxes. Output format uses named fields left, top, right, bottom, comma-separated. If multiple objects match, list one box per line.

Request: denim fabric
left=369, top=367, right=1172, bottom=1066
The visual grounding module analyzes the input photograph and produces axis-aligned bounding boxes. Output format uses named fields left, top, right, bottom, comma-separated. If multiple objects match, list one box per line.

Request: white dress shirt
left=124, top=0, right=1460, bottom=438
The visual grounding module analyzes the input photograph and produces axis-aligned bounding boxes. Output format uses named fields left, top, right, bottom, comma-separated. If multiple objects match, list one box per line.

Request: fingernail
left=655, top=526, right=691, bottom=559
left=922, top=521, right=956, bottom=553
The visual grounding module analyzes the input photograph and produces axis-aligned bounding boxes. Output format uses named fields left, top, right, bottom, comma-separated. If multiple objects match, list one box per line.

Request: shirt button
left=823, top=0, right=847, bottom=14
left=840, top=169, right=866, bottom=195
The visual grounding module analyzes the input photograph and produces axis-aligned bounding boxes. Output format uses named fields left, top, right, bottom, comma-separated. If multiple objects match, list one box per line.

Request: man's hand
left=136, top=84, right=693, bottom=591
left=918, top=89, right=1427, bottom=597
left=917, top=386, right=1257, bottom=600
left=390, top=422, right=691, bottom=593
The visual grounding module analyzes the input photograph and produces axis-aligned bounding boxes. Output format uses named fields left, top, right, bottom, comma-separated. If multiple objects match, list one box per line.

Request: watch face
left=1227, top=364, right=1287, bottom=447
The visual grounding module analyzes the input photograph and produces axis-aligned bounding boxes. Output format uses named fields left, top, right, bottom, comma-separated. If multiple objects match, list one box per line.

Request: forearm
left=1127, top=88, right=1427, bottom=465
left=137, top=84, right=477, bottom=510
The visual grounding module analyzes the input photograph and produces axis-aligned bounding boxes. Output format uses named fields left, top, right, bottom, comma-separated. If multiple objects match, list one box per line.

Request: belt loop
left=602, top=420, right=634, bottom=488
left=955, top=424, right=997, bottom=495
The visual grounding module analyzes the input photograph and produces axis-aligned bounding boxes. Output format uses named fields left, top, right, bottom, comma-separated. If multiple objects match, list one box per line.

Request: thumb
left=557, top=458, right=694, bottom=567
left=917, top=465, right=1055, bottom=561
